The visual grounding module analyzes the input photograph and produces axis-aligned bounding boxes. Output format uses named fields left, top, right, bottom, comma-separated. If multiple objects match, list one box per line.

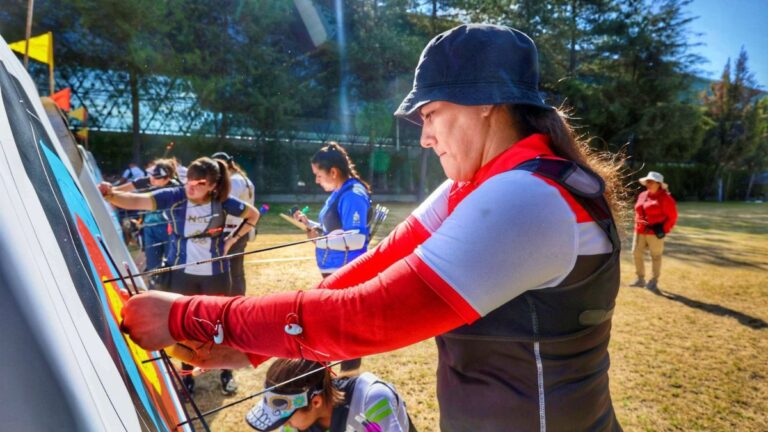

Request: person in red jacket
left=631, top=171, right=678, bottom=290
left=120, top=24, right=627, bottom=431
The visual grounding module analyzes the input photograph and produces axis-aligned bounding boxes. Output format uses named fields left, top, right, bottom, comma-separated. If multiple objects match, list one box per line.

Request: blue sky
left=687, top=0, right=767, bottom=87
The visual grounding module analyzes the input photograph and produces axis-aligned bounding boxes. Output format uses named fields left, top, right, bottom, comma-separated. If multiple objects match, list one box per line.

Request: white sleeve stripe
left=315, top=233, right=367, bottom=251
left=413, top=248, right=484, bottom=314
left=414, top=171, right=604, bottom=316
left=577, top=222, right=613, bottom=255
left=411, top=179, right=452, bottom=233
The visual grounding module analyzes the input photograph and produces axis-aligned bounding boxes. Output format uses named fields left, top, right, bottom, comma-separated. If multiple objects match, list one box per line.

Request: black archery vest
left=437, top=158, right=622, bottom=432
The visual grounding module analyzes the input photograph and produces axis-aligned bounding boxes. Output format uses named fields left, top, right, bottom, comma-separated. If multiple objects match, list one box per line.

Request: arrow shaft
left=103, top=230, right=357, bottom=283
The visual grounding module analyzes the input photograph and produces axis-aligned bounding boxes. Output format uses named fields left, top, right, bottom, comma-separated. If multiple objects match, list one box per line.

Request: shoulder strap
left=513, top=158, right=619, bottom=248
left=205, top=200, right=226, bottom=237
left=332, top=180, right=357, bottom=210
left=180, top=200, right=227, bottom=239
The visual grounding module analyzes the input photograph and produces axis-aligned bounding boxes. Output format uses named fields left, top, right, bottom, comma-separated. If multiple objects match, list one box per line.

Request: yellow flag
left=69, top=106, right=88, bottom=122
left=9, top=32, right=53, bottom=66
left=75, top=128, right=89, bottom=140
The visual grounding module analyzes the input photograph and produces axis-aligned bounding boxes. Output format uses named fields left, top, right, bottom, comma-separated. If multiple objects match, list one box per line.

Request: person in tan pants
left=632, top=232, right=666, bottom=288
left=631, top=171, right=678, bottom=289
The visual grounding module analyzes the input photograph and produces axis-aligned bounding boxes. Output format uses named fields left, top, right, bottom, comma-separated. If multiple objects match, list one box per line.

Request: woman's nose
left=420, top=128, right=435, bottom=149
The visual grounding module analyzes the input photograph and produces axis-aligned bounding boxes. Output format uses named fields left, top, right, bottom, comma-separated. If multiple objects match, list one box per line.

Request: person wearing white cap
left=245, top=359, right=410, bottom=432
left=631, top=171, right=678, bottom=290
left=113, top=158, right=179, bottom=272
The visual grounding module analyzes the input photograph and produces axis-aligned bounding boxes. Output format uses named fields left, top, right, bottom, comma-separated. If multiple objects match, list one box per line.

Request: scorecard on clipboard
left=279, top=213, right=312, bottom=231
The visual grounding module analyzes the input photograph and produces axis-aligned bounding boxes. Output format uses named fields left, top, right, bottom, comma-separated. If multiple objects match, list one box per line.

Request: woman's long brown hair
left=507, top=104, right=629, bottom=223
left=311, top=142, right=372, bottom=194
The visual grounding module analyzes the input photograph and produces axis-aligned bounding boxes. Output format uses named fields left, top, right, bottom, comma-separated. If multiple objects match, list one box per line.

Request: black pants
left=227, top=235, right=249, bottom=296
left=167, top=269, right=231, bottom=296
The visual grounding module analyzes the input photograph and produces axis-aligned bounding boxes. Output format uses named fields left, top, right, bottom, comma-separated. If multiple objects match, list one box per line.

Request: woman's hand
left=293, top=210, right=320, bottom=238
left=223, top=236, right=238, bottom=255
left=120, top=291, right=181, bottom=351
left=292, top=210, right=310, bottom=226
left=98, top=181, right=113, bottom=197
left=306, top=228, right=321, bottom=239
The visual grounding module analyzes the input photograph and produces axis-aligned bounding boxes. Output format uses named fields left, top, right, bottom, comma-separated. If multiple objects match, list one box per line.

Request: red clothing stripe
left=168, top=254, right=467, bottom=364
left=318, top=215, right=431, bottom=289
left=405, top=254, right=481, bottom=324
left=445, top=134, right=592, bottom=221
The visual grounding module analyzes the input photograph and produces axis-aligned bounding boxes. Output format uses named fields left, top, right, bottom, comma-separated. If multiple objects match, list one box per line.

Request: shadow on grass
left=673, top=202, right=768, bottom=235
left=646, top=286, right=768, bottom=330
left=662, top=240, right=767, bottom=271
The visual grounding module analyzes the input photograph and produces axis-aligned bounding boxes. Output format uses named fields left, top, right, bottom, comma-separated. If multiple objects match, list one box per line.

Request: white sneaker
left=221, top=376, right=238, bottom=395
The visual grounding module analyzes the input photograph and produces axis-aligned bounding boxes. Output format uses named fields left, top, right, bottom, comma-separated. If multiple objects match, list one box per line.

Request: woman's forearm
left=168, top=255, right=467, bottom=359
left=105, top=191, right=154, bottom=210
left=231, top=206, right=260, bottom=240
left=166, top=343, right=252, bottom=369
left=114, top=182, right=137, bottom=192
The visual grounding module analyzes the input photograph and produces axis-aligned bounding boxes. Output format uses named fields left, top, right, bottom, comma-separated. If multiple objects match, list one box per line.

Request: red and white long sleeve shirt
left=167, top=134, right=612, bottom=365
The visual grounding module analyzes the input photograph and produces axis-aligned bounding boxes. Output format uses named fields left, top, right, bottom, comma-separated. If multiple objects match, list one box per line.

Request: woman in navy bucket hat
left=122, top=24, right=625, bottom=431
left=395, top=24, right=553, bottom=123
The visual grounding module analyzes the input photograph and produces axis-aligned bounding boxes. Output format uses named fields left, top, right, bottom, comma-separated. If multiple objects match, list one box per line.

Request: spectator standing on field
left=631, top=171, right=678, bottom=290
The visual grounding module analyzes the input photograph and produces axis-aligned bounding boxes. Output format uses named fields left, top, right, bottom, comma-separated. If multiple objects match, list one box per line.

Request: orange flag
left=75, top=128, right=89, bottom=140
left=51, top=88, right=71, bottom=111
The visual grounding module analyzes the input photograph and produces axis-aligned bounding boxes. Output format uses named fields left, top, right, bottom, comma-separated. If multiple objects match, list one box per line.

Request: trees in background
left=163, top=1, right=315, bottom=138
left=701, top=49, right=765, bottom=200
left=0, top=0, right=765, bottom=199
left=439, top=0, right=709, bottom=160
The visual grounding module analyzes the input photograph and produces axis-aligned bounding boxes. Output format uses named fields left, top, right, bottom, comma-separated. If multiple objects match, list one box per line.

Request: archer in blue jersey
left=292, top=143, right=371, bottom=372
left=294, top=142, right=371, bottom=276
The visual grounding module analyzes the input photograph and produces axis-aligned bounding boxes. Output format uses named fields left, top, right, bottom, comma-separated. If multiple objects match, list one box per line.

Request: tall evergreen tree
left=701, top=48, right=763, bottom=200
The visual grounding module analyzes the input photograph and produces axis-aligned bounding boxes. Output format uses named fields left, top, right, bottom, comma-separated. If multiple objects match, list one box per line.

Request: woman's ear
left=310, top=394, right=324, bottom=408
left=329, top=167, right=340, bottom=179
left=480, top=105, right=493, bottom=117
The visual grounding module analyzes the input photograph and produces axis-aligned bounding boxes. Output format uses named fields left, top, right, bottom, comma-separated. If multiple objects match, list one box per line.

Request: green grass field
left=184, top=202, right=767, bottom=431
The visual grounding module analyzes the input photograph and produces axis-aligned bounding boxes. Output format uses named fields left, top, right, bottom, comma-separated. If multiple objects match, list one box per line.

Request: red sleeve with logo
left=168, top=253, right=475, bottom=363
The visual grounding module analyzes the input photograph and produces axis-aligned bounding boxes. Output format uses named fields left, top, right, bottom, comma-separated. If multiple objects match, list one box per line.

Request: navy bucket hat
left=394, top=23, right=553, bottom=125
